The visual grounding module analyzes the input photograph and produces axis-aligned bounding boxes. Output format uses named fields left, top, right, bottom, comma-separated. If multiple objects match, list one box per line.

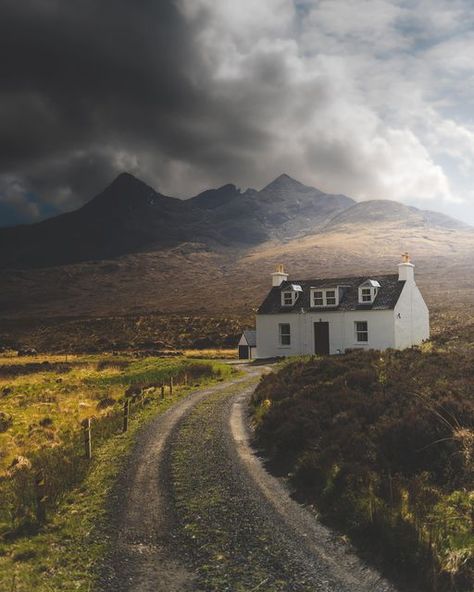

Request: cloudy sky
left=1, top=0, right=474, bottom=225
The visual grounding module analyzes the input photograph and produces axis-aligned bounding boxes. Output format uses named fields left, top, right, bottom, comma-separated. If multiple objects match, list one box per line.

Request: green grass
left=0, top=355, right=232, bottom=473
left=0, top=356, right=236, bottom=591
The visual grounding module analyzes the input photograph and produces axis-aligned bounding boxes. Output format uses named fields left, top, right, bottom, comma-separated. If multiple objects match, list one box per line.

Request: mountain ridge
left=0, top=172, right=470, bottom=269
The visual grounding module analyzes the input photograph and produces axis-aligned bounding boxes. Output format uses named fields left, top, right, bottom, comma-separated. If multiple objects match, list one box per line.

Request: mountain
left=0, top=172, right=470, bottom=269
left=0, top=173, right=354, bottom=267
left=0, top=173, right=190, bottom=267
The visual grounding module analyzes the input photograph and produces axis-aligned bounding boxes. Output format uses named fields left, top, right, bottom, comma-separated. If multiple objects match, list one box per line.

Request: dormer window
left=311, top=288, right=339, bottom=307
left=281, top=284, right=302, bottom=307
left=282, top=291, right=295, bottom=306
left=358, top=280, right=380, bottom=304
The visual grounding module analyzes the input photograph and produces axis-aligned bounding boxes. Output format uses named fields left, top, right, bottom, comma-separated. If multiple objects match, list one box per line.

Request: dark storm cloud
left=0, top=0, right=472, bottom=225
left=0, top=0, right=212, bottom=220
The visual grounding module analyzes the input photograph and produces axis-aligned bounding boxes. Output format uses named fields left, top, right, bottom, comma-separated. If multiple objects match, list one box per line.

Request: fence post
left=83, top=418, right=92, bottom=459
left=169, top=376, right=173, bottom=396
left=123, top=399, right=130, bottom=433
left=184, top=372, right=188, bottom=386
left=35, top=469, right=46, bottom=523
left=161, top=384, right=165, bottom=399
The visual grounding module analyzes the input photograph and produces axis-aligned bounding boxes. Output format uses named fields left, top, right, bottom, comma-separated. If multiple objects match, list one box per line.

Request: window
left=311, top=288, right=339, bottom=307
left=325, top=290, right=336, bottom=305
left=355, top=321, right=368, bottom=342
left=358, top=280, right=380, bottom=304
left=312, top=290, right=324, bottom=306
left=281, top=288, right=301, bottom=306
left=279, top=323, right=291, bottom=346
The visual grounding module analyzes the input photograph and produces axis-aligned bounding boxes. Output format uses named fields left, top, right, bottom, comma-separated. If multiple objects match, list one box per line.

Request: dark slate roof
left=257, top=274, right=405, bottom=314
left=242, top=329, right=257, bottom=347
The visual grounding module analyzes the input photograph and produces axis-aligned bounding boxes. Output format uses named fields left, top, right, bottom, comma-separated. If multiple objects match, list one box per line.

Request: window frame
left=358, top=284, right=378, bottom=304
left=281, top=291, right=295, bottom=307
left=279, top=323, right=291, bottom=347
left=355, top=321, right=369, bottom=343
left=312, top=290, right=324, bottom=306
left=310, top=288, right=339, bottom=307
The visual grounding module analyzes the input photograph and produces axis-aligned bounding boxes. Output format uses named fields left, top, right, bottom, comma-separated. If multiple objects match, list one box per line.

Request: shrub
left=251, top=349, right=474, bottom=591
left=0, top=412, right=13, bottom=432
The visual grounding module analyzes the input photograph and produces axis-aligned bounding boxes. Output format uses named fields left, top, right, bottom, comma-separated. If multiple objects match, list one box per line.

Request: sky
left=1, top=0, right=474, bottom=226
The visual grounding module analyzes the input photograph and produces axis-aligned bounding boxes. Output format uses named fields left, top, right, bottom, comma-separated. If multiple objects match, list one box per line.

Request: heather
left=251, top=346, right=474, bottom=591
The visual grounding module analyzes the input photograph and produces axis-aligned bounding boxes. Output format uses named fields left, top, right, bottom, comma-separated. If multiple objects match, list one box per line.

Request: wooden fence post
left=169, top=376, right=173, bottom=396
left=83, top=418, right=92, bottom=459
left=161, top=384, right=165, bottom=399
left=35, top=469, right=46, bottom=523
left=184, top=372, right=188, bottom=386
left=123, top=399, right=130, bottom=433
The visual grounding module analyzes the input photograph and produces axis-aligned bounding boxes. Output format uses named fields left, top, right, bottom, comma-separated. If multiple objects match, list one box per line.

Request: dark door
left=314, top=322, right=330, bottom=355
left=239, top=345, right=249, bottom=359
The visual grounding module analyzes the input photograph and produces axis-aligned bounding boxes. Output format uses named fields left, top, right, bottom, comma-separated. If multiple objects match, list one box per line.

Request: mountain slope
left=324, top=200, right=470, bottom=231
left=190, top=183, right=250, bottom=210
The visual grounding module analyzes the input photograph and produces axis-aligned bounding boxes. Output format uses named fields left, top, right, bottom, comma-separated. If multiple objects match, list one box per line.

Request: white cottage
left=255, top=255, right=429, bottom=359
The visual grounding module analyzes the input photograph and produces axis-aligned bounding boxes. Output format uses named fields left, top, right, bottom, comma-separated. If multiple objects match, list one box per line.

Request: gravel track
left=98, top=366, right=400, bottom=592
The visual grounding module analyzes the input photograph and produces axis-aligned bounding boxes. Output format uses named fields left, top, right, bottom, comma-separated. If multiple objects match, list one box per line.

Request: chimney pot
left=398, top=253, right=415, bottom=282
left=271, top=264, right=289, bottom=287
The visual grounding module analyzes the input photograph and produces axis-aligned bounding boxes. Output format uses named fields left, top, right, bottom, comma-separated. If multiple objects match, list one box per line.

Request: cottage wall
left=256, top=309, right=395, bottom=358
left=394, top=282, right=430, bottom=349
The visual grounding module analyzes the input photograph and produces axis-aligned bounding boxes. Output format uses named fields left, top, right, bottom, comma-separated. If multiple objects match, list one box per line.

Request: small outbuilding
left=238, top=330, right=257, bottom=360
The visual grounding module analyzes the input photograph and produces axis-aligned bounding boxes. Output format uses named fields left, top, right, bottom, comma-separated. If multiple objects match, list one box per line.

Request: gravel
left=97, top=366, right=401, bottom=592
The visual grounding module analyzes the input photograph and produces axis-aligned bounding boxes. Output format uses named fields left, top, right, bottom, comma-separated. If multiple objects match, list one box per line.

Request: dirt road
left=97, top=366, right=398, bottom=592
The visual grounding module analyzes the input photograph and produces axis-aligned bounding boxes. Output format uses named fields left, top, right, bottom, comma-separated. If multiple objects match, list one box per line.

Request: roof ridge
left=282, top=273, right=399, bottom=283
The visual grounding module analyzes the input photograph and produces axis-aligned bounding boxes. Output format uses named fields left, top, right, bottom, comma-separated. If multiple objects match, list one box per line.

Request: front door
left=314, top=322, right=330, bottom=355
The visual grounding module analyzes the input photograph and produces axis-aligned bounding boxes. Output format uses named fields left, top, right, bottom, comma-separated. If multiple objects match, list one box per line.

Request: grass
left=182, top=349, right=237, bottom=359
left=0, top=354, right=232, bottom=473
left=0, top=355, right=236, bottom=591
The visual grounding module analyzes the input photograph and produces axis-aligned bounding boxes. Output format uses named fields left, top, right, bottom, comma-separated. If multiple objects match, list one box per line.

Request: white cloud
left=174, top=0, right=469, bottom=212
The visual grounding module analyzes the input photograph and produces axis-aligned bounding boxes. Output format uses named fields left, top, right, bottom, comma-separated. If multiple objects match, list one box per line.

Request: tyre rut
left=98, top=366, right=400, bottom=591
left=170, top=368, right=398, bottom=592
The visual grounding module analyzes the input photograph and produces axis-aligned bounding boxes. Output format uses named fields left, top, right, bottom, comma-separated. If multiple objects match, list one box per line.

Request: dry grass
left=182, top=348, right=237, bottom=359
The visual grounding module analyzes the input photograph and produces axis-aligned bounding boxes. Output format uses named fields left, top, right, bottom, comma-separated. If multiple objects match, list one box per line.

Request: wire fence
left=0, top=364, right=216, bottom=535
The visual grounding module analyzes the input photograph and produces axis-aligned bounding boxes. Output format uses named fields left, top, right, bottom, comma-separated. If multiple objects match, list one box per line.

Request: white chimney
left=398, top=252, right=415, bottom=282
left=271, top=264, right=289, bottom=287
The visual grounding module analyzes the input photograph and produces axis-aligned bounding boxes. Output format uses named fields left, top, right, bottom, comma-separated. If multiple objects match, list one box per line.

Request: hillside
left=324, top=200, right=470, bottom=231
left=0, top=172, right=473, bottom=352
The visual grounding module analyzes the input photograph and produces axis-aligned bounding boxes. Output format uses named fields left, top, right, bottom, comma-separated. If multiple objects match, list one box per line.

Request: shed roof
left=257, top=274, right=404, bottom=314
left=241, top=329, right=257, bottom=347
